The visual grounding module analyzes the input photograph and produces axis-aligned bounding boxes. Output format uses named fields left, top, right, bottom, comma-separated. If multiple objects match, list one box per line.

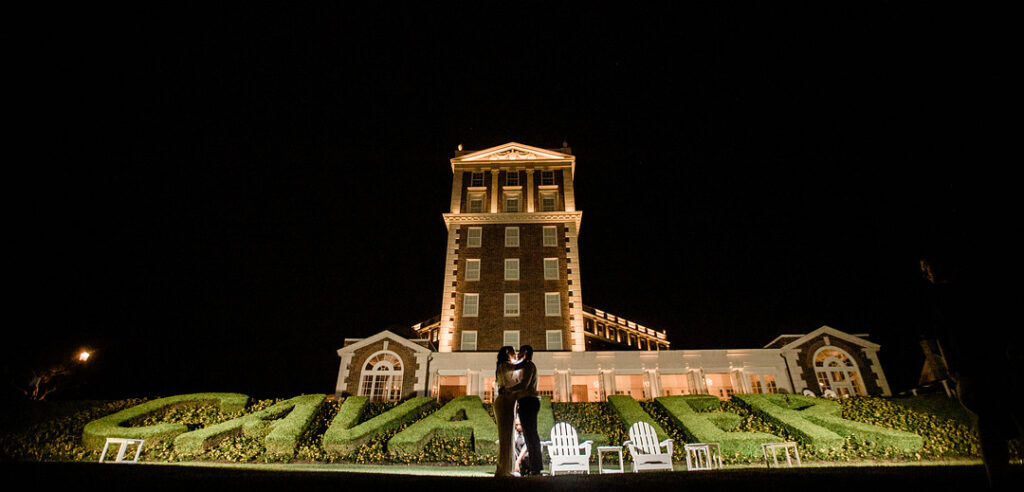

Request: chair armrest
left=661, top=438, right=673, bottom=455
left=580, top=441, right=593, bottom=455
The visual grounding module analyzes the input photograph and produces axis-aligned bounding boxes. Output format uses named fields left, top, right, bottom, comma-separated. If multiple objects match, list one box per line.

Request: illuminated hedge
left=607, top=395, right=669, bottom=441
left=734, top=394, right=923, bottom=451
left=321, top=396, right=436, bottom=456
left=537, top=396, right=555, bottom=441
left=655, top=395, right=782, bottom=458
left=81, top=392, right=249, bottom=450
left=174, top=394, right=326, bottom=457
left=387, top=396, right=498, bottom=457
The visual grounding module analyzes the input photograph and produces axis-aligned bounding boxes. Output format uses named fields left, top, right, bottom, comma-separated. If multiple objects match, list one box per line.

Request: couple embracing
left=494, top=345, right=543, bottom=477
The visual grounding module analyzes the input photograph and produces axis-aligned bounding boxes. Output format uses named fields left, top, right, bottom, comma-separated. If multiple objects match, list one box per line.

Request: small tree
left=18, top=350, right=93, bottom=401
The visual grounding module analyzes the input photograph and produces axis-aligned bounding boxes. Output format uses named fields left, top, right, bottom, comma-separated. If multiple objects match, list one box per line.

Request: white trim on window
left=544, top=258, right=559, bottom=280
left=468, top=192, right=485, bottom=213
left=504, top=330, right=520, bottom=348
left=540, top=191, right=557, bottom=212
left=543, top=226, right=557, bottom=247
left=465, top=259, right=480, bottom=281
left=461, top=331, right=477, bottom=351
left=505, top=226, right=519, bottom=247
left=504, top=293, right=520, bottom=317
left=540, top=170, right=555, bottom=186
left=505, top=258, right=519, bottom=280
left=467, top=227, right=482, bottom=247
left=470, top=172, right=485, bottom=187
left=463, top=293, right=479, bottom=317
left=545, top=292, right=561, bottom=316
left=546, top=330, right=563, bottom=351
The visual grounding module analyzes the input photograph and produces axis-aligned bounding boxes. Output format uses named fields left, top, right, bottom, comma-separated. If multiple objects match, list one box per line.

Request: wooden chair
left=623, top=421, right=674, bottom=472
left=546, top=421, right=593, bottom=475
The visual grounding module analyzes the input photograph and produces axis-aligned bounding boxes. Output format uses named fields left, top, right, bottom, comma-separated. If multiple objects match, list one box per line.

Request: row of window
left=469, top=170, right=557, bottom=187
left=462, top=292, right=562, bottom=317
left=466, top=192, right=559, bottom=213
left=465, top=226, right=559, bottom=247
left=460, top=330, right=564, bottom=351
left=464, top=258, right=561, bottom=281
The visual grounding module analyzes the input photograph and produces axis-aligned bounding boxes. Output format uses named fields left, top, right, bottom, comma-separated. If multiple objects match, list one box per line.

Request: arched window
left=358, top=351, right=404, bottom=402
left=813, top=347, right=866, bottom=397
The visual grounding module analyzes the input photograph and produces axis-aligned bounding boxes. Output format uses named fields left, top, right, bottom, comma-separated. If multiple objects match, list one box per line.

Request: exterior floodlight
left=78, top=351, right=91, bottom=362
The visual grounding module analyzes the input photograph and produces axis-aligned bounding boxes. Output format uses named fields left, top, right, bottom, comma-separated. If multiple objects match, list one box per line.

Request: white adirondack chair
left=623, top=421, right=674, bottom=472
left=546, top=421, right=593, bottom=475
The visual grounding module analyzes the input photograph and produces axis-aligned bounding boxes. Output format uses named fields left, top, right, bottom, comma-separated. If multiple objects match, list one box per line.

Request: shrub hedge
left=655, top=395, right=782, bottom=459
left=173, top=394, right=325, bottom=457
left=81, top=393, right=249, bottom=451
left=321, top=396, right=436, bottom=455
left=14, top=392, right=1005, bottom=465
left=387, top=396, right=498, bottom=458
left=736, top=394, right=924, bottom=452
left=607, top=395, right=669, bottom=442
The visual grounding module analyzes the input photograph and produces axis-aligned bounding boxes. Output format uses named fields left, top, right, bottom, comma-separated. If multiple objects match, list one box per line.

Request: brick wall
left=794, top=335, right=883, bottom=395
left=454, top=223, right=571, bottom=351
left=342, top=339, right=422, bottom=399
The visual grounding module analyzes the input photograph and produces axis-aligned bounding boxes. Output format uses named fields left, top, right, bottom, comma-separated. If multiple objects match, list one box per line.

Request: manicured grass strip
left=82, top=393, right=249, bottom=450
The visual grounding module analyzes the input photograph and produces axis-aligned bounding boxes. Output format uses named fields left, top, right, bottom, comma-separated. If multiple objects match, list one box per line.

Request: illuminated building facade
left=334, top=143, right=892, bottom=402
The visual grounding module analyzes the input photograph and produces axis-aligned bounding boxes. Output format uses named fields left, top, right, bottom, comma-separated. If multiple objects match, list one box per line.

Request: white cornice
left=442, top=211, right=582, bottom=231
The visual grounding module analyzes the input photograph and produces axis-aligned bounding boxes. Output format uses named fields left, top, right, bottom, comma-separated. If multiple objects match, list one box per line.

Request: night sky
left=7, top=5, right=1010, bottom=401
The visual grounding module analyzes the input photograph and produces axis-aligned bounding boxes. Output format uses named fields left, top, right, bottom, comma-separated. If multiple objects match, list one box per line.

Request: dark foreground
left=4, top=462, right=1021, bottom=491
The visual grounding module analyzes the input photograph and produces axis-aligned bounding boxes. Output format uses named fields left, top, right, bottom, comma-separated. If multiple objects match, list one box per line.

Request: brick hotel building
left=335, top=143, right=892, bottom=402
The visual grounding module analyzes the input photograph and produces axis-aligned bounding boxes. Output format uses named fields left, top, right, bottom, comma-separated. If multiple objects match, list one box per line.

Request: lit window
left=505, top=259, right=519, bottom=280
left=541, top=192, right=557, bottom=211
left=468, top=192, right=484, bottom=213
left=506, top=171, right=519, bottom=186
left=541, top=170, right=555, bottom=185
left=504, top=293, right=520, bottom=317
left=463, top=294, right=479, bottom=317
left=546, top=330, right=563, bottom=351
left=544, top=258, right=559, bottom=280
left=749, top=374, right=764, bottom=394
left=467, top=227, right=482, bottom=247
left=505, top=196, right=520, bottom=213
left=504, top=330, right=520, bottom=347
left=763, top=374, right=778, bottom=393
left=505, top=227, right=519, bottom=247
left=461, top=331, right=477, bottom=351
left=465, top=259, right=480, bottom=281
left=470, top=172, right=484, bottom=187
left=543, top=226, right=557, bottom=246
left=358, top=351, right=404, bottom=402
left=545, top=292, right=561, bottom=316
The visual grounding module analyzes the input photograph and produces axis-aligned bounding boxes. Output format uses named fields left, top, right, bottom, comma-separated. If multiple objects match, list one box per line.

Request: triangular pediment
left=453, top=142, right=573, bottom=163
left=777, top=325, right=879, bottom=351
left=336, top=330, right=433, bottom=356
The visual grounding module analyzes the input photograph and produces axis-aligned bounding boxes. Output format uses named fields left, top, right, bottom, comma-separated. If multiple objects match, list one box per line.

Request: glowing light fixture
left=78, top=351, right=91, bottom=362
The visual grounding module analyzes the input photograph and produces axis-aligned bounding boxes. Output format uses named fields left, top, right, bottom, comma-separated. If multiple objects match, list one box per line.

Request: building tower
left=436, top=142, right=586, bottom=353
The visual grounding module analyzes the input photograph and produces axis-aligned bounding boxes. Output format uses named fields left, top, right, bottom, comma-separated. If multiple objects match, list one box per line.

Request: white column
left=526, top=169, right=535, bottom=212
left=438, top=227, right=460, bottom=352
left=566, top=222, right=585, bottom=351
left=561, top=168, right=575, bottom=212
left=450, top=171, right=463, bottom=213
left=490, top=169, right=500, bottom=213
